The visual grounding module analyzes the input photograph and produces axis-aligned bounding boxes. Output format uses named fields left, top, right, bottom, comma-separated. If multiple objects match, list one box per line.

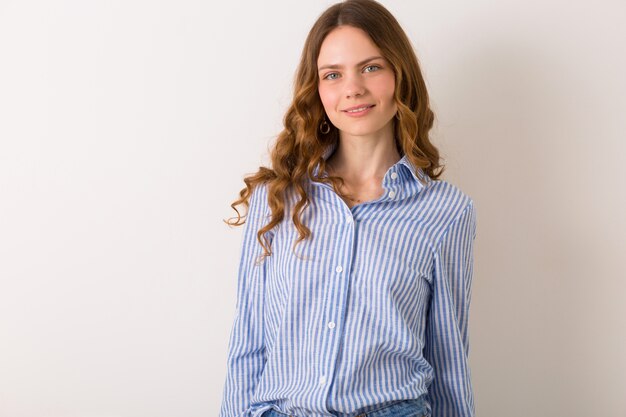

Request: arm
left=424, top=201, right=477, bottom=417
left=219, top=184, right=272, bottom=417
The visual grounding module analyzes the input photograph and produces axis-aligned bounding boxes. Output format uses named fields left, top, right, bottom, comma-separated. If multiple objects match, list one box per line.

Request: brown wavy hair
left=224, top=0, right=443, bottom=263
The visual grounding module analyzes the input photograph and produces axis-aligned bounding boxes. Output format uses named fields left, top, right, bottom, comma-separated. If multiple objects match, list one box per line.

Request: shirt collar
left=313, top=140, right=431, bottom=191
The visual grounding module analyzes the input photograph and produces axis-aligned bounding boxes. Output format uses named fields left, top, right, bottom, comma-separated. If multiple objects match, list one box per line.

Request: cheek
left=365, top=71, right=396, bottom=101
left=379, top=75, right=396, bottom=101
left=318, top=85, right=337, bottom=110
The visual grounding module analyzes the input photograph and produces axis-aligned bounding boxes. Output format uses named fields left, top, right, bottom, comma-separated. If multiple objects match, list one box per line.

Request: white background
left=1, top=1, right=625, bottom=416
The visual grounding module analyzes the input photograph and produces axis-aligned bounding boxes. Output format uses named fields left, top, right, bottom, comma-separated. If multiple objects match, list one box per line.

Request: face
left=317, top=25, right=397, bottom=140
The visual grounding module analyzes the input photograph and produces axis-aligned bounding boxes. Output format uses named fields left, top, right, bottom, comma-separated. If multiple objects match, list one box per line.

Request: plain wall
left=0, top=1, right=624, bottom=416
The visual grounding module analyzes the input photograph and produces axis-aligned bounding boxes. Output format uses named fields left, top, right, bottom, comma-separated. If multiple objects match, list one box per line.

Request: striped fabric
left=219, top=141, right=477, bottom=417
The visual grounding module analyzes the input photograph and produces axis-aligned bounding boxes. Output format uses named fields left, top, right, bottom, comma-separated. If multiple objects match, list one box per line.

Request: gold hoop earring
left=319, top=118, right=331, bottom=134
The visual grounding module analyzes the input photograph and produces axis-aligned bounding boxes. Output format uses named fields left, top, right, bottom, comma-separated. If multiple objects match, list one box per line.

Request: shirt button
left=336, top=265, right=343, bottom=273
left=388, top=190, right=396, bottom=198
left=346, top=214, right=353, bottom=223
left=319, top=375, right=326, bottom=385
left=390, top=172, right=398, bottom=180
left=327, top=321, right=335, bottom=329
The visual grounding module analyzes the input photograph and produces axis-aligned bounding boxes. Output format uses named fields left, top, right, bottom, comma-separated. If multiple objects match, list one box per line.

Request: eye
left=364, top=64, right=381, bottom=72
left=322, top=72, right=339, bottom=80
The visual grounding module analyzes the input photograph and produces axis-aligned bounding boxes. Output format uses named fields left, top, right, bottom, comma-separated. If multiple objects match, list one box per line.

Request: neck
left=326, top=131, right=401, bottom=185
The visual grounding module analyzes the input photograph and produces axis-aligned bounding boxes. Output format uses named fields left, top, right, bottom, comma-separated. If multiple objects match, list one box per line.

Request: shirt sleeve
left=424, top=200, right=477, bottom=417
left=219, top=184, right=272, bottom=417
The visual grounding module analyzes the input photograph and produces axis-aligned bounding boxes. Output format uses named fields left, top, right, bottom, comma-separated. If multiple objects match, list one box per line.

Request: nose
left=344, top=73, right=365, bottom=98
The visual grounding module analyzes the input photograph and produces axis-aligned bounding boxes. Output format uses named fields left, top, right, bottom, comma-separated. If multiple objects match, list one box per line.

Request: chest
left=269, top=198, right=436, bottom=286
left=337, top=181, right=386, bottom=209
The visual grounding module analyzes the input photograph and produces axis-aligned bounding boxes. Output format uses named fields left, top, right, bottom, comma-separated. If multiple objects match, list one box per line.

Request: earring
left=319, top=117, right=331, bottom=134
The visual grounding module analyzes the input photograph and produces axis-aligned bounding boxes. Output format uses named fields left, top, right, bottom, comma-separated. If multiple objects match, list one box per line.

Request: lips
left=342, top=104, right=375, bottom=112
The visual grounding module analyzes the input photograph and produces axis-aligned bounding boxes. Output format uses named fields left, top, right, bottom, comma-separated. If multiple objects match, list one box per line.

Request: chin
left=338, top=124, right=387, bottom=137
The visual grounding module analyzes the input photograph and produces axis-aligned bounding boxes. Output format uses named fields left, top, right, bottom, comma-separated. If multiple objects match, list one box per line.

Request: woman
left=219, top=1, right=477, bottom=417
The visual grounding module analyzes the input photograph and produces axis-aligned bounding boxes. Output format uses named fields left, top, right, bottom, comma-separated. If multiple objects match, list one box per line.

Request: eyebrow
left=317, top=55, right=384, bottom=72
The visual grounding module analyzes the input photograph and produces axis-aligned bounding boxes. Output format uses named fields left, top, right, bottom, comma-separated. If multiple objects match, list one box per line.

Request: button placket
left=318, top=207, right=354, bottom=397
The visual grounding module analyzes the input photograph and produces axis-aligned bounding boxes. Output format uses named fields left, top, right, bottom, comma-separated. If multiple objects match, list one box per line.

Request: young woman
left=219, top=1, right=477, bottom=417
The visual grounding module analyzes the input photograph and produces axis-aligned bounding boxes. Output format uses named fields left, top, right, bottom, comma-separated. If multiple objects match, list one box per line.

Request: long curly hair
left=224, top=0, right=443, bottom=263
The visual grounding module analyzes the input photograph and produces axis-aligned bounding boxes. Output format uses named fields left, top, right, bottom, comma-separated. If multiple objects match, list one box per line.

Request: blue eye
left=321, top=65, right=381, bottom=80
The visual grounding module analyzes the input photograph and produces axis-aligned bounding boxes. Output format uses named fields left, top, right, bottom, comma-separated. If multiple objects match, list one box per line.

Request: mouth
left=342, top=104, right=375, bottom=113
left=342, top=104, right=375, bottom=117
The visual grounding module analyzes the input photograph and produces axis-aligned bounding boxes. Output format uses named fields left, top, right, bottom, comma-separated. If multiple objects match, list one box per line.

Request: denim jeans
left=260, top=395, right=431, bottom=417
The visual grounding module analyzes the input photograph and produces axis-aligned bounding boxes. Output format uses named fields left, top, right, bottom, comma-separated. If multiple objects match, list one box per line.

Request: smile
left=343, top=105, right=375, bottom=117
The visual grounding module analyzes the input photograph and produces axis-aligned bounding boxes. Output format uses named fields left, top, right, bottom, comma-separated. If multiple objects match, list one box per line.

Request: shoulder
left=247, top=182, right=271, bottom=220
left=422, top=179, right=476, bottom=243
left=426, top=178, right=474, bottom=209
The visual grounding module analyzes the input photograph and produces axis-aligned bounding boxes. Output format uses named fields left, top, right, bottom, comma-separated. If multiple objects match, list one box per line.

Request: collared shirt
left=219, top=141, right=477, bottom=417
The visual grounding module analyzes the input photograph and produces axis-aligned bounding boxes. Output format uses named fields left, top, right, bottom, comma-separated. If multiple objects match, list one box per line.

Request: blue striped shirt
left=219, top=142, right=477, bottom=417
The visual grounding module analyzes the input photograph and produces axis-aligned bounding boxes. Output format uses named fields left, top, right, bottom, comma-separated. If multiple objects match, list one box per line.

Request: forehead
left=317, top=26, right=382, bottom=65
